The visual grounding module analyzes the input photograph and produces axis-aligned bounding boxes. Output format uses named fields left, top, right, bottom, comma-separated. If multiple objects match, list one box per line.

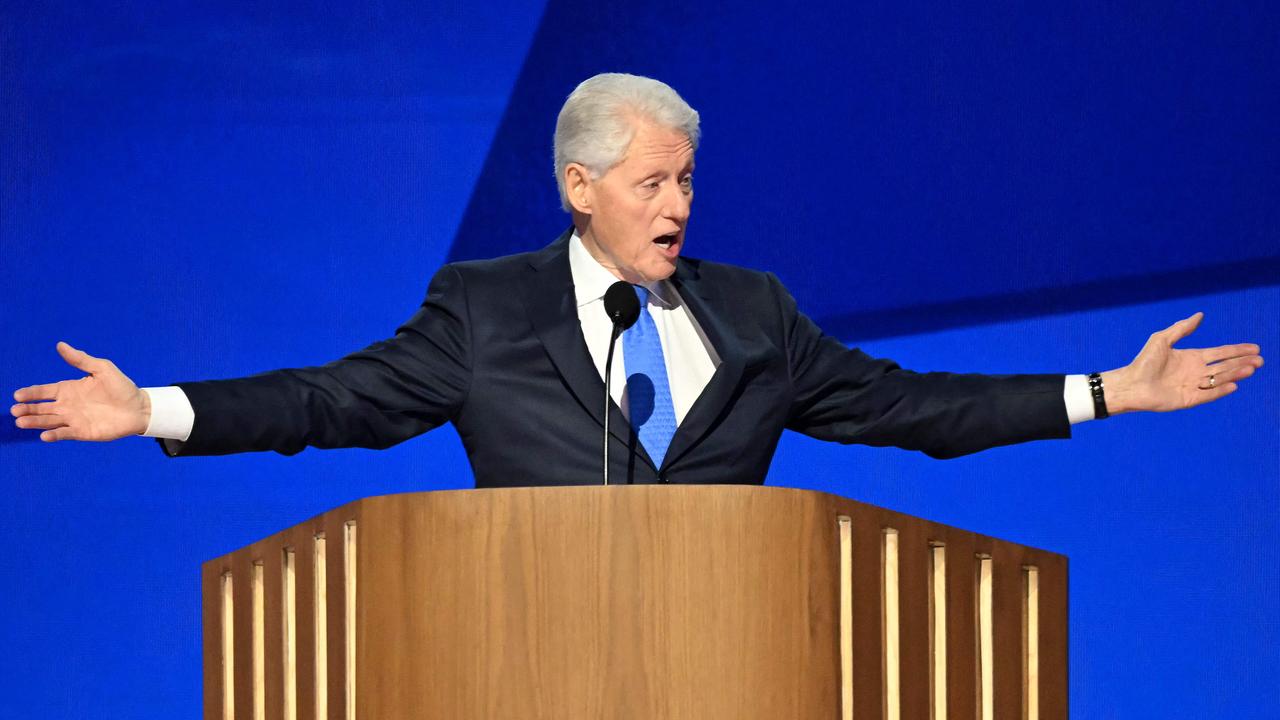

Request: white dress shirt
left=569, top=231, right=720, bottom=425
left=141, top=237, right=1096, bottom=441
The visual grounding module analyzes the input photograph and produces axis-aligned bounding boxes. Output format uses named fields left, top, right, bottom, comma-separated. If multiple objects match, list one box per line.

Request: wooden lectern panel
left=203, top=486, right=1067, bottom=719
left=355, top=487, right=839, bottom=718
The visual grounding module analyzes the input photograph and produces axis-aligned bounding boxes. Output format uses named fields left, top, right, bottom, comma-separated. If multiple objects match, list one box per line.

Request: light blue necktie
left=623, top=285, right=677, bottom=468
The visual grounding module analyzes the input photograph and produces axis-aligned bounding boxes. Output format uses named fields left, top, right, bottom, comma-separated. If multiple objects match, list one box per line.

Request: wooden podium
left=203, top=486, right=1066, bottom=719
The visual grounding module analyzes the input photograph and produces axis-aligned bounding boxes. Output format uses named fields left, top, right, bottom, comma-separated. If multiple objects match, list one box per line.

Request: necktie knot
left=632, top=284, right=650, bottom=305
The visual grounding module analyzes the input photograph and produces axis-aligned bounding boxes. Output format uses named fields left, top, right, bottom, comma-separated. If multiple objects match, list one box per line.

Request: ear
left=564, top=163, right=593, bottom=215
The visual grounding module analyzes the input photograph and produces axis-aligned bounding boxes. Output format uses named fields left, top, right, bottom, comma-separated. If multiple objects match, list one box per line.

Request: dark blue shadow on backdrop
left=826, top=256, right=1280, bottom=341
left=448, top=0, right=1279, bottom=337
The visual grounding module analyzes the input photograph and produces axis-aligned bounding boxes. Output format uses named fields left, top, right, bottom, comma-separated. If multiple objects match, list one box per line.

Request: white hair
left=553, top=73, right=701, bottom=212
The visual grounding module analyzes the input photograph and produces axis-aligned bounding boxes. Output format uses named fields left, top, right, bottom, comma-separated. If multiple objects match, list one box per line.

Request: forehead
left=621, top=119, right=694, bottom=169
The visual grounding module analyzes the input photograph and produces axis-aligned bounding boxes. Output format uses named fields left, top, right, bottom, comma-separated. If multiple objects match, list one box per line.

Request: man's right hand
left=11, top=342, right=151, bottom=442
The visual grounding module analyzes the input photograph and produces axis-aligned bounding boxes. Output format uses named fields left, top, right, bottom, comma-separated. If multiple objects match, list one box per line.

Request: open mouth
left=653, top=232, right=679, bottom=249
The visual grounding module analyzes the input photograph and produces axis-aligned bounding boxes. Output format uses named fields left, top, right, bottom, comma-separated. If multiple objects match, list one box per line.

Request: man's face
left=575, top=118, right=694, bottom=284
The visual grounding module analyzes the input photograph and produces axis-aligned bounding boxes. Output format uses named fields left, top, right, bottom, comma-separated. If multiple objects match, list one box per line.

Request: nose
left=661, top=181, right=691, bottom=225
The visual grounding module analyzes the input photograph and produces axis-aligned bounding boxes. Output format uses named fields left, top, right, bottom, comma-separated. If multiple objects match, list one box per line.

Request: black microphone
left=601, top=281, right=640, bottom=485
left=604, top=281, right=641, bottom=328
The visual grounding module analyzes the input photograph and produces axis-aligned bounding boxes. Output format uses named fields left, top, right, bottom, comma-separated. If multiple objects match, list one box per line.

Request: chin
left=643, top=260, right=678, bottom=282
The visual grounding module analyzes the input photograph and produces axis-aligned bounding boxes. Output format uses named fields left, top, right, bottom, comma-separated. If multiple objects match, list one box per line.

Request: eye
left=636, top=180, right=661, bottom=197
left=679, top=175, right=694, bottom=189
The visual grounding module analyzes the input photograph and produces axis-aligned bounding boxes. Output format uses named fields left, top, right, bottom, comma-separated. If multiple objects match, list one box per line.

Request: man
left=9, top=74, right=1265, bottom=486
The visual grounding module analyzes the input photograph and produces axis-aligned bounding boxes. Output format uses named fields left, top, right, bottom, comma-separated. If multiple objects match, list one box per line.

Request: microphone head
left=603, top=281, right=641, bottom=330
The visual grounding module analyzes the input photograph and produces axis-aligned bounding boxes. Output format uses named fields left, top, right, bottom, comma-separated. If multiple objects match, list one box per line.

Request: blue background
left=2, top=2, right=1276, bottom=716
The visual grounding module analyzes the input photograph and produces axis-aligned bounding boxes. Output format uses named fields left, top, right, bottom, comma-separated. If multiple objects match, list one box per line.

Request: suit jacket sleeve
left=163, top=265, right=472, bottom=457
left=773, top=274, right=1071, bottom=459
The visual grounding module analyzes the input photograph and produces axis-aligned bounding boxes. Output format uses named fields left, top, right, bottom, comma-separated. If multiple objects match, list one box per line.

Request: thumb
left=1163, top=312, right=1204, bottom=345
left=56, top=341, right=102, bottom=373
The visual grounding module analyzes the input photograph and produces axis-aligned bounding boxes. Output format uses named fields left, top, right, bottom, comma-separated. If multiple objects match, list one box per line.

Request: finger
left=40, top=427, right=79, bottom=442
left=1188, top=382, right=1238, bottom=407
left=1205, top=356, right=1264, bottom=376
left=56, top=341, right=105, bottom=373
left=11, top=401, right=61, bottom=417
left=15, top=414, right=68, bottom=431
left=1199, top=360, right=1261, bottom=389
left=1161, top=312, right=1204, bottom=345
left=13, top=383, right=62, bottom=402
left=1201, top=343, right=1263, bottom=364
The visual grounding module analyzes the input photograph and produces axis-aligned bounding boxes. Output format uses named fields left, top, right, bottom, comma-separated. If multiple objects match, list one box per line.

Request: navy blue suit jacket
left=168, top=230, right=1071, bottom=486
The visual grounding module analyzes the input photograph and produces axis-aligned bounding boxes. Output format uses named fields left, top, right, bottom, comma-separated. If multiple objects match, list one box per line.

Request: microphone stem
left=603, top=322, right=623, bottom=486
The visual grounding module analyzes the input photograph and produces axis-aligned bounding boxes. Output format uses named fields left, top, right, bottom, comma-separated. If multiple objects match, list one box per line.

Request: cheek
left=616, top=208, right=652, bottom=255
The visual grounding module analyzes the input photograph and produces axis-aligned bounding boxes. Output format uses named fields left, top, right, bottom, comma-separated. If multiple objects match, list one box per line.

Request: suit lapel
left=521, top=230, right=657, bottom=471
left=662, top=260, right=749, bottom=472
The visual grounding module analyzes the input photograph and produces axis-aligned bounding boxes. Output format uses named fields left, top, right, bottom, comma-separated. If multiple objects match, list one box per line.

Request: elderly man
left=10, top=74, right=1264, bottom=486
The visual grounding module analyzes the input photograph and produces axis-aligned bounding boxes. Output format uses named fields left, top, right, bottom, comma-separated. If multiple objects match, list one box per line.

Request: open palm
left=1104, top=313, right=1263, bottom=414
left=10, top=342, right=150, bottom=442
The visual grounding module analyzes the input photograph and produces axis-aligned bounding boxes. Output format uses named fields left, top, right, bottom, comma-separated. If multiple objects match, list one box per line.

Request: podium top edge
left=201, top=485, right=1067, bottom=566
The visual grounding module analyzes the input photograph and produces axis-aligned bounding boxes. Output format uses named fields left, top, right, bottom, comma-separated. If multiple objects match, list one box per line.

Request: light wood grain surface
left=202, top=485, right=1067, bottom=719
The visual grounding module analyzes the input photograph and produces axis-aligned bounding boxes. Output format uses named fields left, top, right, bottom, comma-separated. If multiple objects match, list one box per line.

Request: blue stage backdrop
left=2, top=2, right=1277, bottom=716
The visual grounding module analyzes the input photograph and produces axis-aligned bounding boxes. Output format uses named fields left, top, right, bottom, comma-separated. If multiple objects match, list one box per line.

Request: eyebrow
left=636, top=163, right=695, bottom=180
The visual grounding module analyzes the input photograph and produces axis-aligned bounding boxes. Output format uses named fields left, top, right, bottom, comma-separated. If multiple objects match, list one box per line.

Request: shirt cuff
left=1062, top=374, right=1095, bottom=425
left=140, top=386, right=195, bottom=442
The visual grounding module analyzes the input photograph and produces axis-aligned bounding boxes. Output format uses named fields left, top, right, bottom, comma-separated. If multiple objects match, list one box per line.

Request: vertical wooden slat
left=1024, top=565, right=1040, bottom=720
left=221, top=570, right=235, bottom=720
left=253, top=562, right=266, bottom=720
left=882, top=528, right=900, bottom=720
left=976, top=554, right=994, bottom=720
left=313, top=534, right=328, bottom=720
left=344, top=521, right=357, bottom=720
left=929, top=543, right=947, bottom=720
left=992, top=545, right=1025, bottom=720
left=234, top=554, right=256, bottom=720
left=282, top=548, right=298, bottom=720
left=838, top=516, right=853, bottom=720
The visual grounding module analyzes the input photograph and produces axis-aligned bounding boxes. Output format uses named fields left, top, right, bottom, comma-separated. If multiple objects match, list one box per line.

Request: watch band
left=1087, top=372, right=1110, bottom=420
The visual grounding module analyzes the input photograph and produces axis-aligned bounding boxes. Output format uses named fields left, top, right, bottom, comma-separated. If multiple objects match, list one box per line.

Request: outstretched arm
left=11, top=264, right=473, bottom=455
left=11, top=342, right=151, bottom=442
left=1098, top=312, right=1263, bottom=415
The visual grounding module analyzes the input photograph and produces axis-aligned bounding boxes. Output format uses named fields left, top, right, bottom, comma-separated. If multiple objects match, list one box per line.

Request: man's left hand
left=1100, top=312, right=1263, bottom=415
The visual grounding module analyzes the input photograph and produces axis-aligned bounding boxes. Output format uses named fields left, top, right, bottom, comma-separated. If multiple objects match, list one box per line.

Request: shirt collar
left=569, top=229, right=676, bottom=308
